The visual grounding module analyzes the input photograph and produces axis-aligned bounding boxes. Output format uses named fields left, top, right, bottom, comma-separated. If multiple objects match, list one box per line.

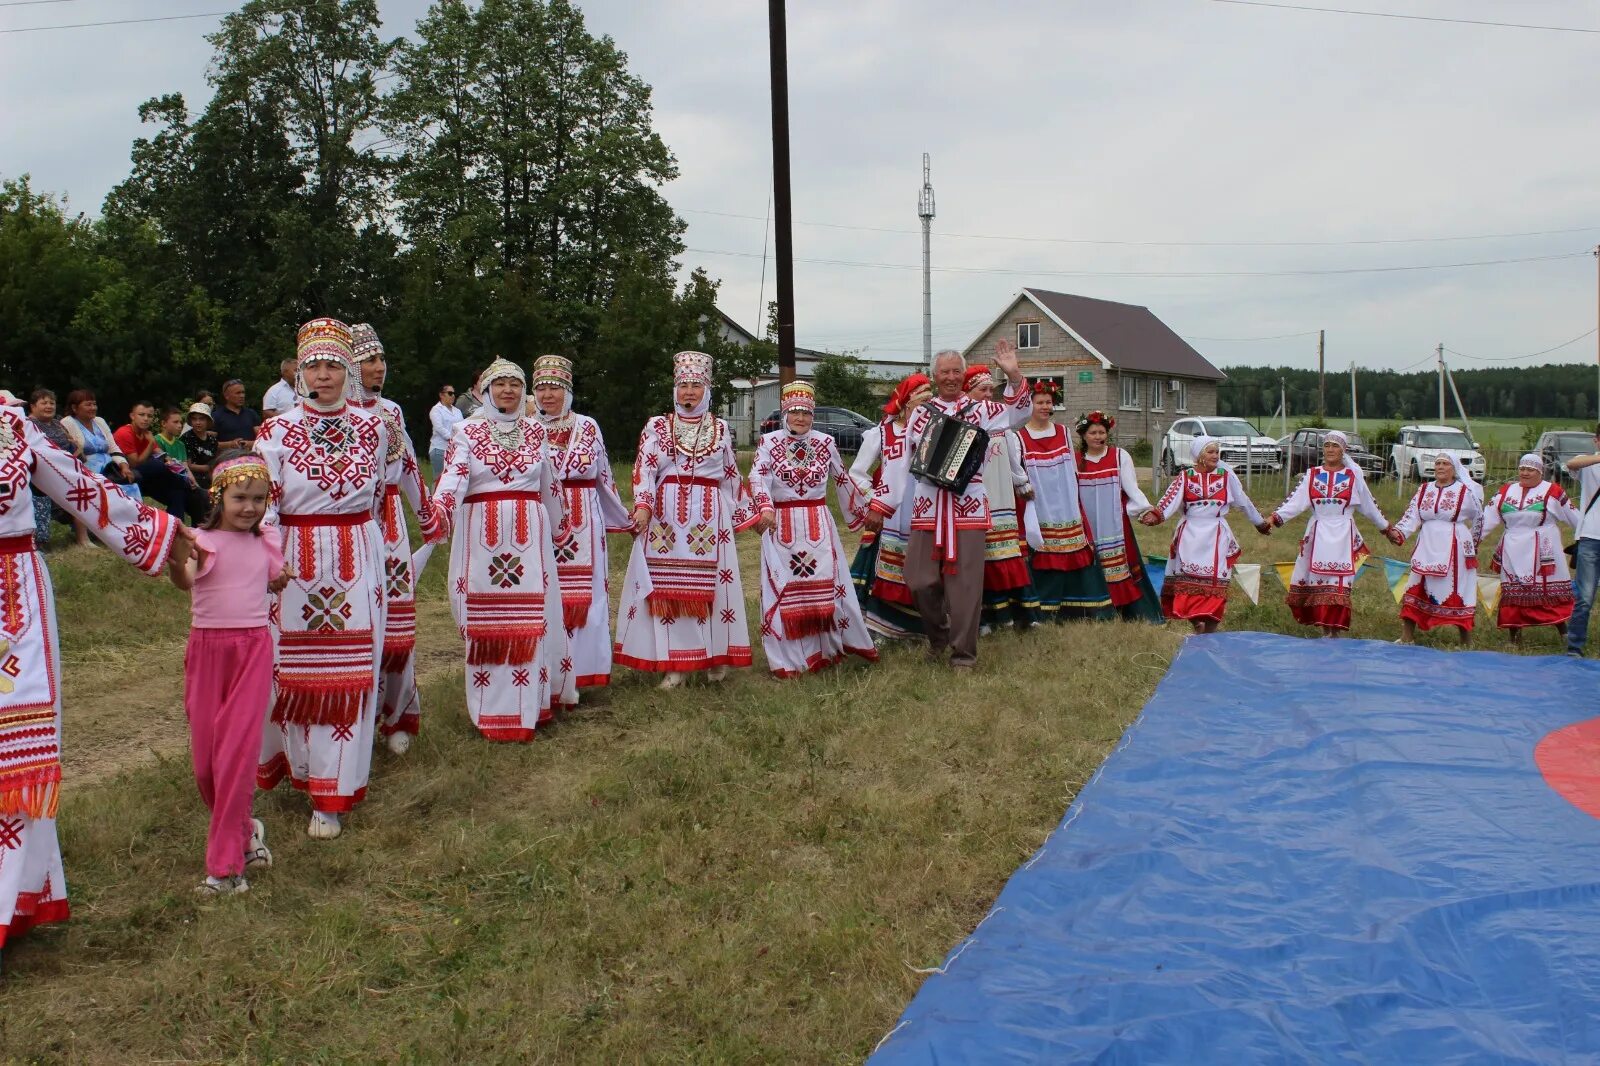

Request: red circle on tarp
left=1536, top=717, right=1600, bottom=820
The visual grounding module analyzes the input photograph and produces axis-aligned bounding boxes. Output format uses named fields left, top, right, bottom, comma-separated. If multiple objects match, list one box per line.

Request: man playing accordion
left=869, top=341, right=1029, bottom=668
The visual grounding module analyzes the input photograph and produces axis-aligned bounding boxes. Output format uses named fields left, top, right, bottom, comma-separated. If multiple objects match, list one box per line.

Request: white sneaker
left=706, top=665, right=729, bottom=683
left=657, top=672, right=685, bottom=690
left=386, top=731, right=413, bottom=755
left=195, top=874, right=249, bottom=898
left=245, top=817, right=272, bottom=870
left=307, top=811, right=342, bottom=840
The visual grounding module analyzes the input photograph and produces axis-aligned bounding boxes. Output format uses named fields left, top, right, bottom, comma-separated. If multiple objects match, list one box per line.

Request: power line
left=0, top=0, right=95, bottom=7
left=1445, top=328, right=1599, bottom=364
left=682, top=246, right=1591, bottom=279
left=1210, top=0, right=1600, bottom=34
left=680, top=206, right=1600, bottom=249
left=0, top=9, right=231, bottom=32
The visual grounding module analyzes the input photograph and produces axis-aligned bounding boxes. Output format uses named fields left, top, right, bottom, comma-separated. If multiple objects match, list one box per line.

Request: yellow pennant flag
left=1477, top=575, right=1502, bottom=617
left=1232, top=563, right=1261, bottom=605
left=1273, top=561, right=1297, bottom=590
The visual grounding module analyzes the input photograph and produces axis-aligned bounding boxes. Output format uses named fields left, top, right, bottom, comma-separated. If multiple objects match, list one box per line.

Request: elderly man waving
left=869, top=340, right=1029, bottom=669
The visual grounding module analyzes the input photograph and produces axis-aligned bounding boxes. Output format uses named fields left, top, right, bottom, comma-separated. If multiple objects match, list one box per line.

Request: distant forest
left=1217, top=362, right=1594, bottom=423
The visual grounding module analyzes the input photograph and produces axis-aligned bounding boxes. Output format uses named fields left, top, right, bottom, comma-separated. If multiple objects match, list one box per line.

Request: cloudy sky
left=4, top=0, right=1598, bottom=374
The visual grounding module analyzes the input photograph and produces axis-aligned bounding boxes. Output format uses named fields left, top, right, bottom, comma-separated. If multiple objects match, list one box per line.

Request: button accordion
left=910, top=403, right=989, bottom=493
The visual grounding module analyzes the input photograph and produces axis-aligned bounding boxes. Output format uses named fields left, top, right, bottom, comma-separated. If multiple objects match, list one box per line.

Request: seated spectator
left=262, top=358, right=297, bottom=418
left=156, top=405, right=208, bottom=524
left=181, top=402, right=219, bottom=500
left=61, top=388, right=140, bottom=503
left=213, top=379, right=261, bottom=449
left=25, top=388, right=84, bottom=548
left=113, top=400, right=191, bottom=517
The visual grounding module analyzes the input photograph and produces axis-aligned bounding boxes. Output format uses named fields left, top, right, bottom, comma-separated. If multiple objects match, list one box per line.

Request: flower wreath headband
left=209, top=456, right=271, bottom=503
left=1075, top=410, right=1116, bottom=435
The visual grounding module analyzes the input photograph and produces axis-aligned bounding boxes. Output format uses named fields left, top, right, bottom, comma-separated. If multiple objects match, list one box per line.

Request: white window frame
left=1017, top=322, right=1041, bottom=350
left=1149, top=378, right=1165, bottom=412
left=1032, top=374, right=1068, bottom=411
left=1174, top=378, right=1189, bottom=413
left=1119, top=373, right=1141, bottom=411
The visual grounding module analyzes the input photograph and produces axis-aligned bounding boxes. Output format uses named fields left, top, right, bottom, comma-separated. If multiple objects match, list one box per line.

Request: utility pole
left=1594, top=245, right=1599, bottom=421
left=919, top=153, right=936, bottom=370
left=1350, top=364, right=1358, bottom=435
left=767, top=0, right=797, bottom=385
left=1437, top=342, right=1446, bottom=424
left=1317, top=329, right=1326, bottom=418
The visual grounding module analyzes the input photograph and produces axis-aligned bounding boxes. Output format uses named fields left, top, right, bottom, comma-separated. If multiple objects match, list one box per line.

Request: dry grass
left=0, top=467, right=1564, bottom=1063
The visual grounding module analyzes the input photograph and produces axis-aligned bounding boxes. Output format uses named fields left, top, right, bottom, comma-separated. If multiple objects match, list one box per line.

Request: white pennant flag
left=1476, top=575, right=1502, bottom=617
left=1233, top=563, right=1262, bottom=605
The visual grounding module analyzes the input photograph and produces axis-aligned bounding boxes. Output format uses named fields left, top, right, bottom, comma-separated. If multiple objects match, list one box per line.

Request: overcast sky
left=4, top=0, right=1598, bottom=374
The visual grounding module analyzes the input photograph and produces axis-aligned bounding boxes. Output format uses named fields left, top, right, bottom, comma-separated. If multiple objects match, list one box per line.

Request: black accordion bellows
left=910, top=405, right=989, bottom=493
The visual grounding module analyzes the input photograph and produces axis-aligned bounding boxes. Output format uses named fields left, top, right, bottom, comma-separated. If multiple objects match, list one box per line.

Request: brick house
left=962, top=288, right=1225, bottom=448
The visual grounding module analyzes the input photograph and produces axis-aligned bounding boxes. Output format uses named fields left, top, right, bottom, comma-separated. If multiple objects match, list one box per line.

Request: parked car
left=1160, top=417, right=1281, bottom=475
left=1283, top=427, right=1385, bottom=480
left=1535, top=429, right=1594, bottom=487
left=758, top=405, right=874, bottom=453
left=1388, top=425, right=1485, bottom=482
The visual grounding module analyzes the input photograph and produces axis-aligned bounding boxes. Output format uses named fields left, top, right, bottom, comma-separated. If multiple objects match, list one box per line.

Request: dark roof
left=1024, top=288, right=1225, bottom=382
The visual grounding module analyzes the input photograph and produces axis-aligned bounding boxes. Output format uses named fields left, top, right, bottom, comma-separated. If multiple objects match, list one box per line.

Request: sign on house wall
left=1078, top=371, right=1093, bottom=384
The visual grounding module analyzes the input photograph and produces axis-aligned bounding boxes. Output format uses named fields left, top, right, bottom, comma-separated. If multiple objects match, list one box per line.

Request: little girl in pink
left=169, top=452, right=290, bottom=896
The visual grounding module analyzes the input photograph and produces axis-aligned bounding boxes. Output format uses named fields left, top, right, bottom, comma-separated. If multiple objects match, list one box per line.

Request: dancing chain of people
left=0, top=322, right=1593, bottom=952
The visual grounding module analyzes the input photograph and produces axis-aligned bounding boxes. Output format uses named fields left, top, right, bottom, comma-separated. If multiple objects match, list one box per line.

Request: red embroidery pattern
left=461, top=420, right=545, bottom=483
left=281, top=412, right=381, bottom=501
left=762, top=433, right=829, bottom=495
left=0, top=555, right=24, bottom=639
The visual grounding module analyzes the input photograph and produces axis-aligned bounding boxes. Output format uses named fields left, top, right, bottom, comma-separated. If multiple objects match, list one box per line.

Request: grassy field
left=0, top=466, right=1577, bottom=1063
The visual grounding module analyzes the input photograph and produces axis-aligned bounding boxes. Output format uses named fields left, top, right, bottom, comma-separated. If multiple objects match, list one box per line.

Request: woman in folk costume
left=1479, top=453, right=1576, bottom=644
left=349, top=323, right=442, bottom=755
left=749, top=382, right=878, bottom=677
left=255, top=318, right=392, bottom=840
left=1393, top=453, right=1482, bottom=645
left=1141, top=435, right=1270, bottom=633
left=964, top=366, right=1037, bottom=630
left=1268, top=429, right=1402, bottom=637
left=847, top=372, right=931, bottom=640
left=1074, top=411, right=1163, bottom=623
left=0, top=399, right=182, bottom=953
left=529, top=354, right=632, bottom=690
left=430, top=359, right=577, bottom=739
left=1016, top=381, right=1112, bottom=620
left=615, top=350, right=760, bottom=690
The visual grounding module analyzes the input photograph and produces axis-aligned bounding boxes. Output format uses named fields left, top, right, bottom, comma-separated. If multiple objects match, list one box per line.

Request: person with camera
left=870, top=341, right=1029, bottom=669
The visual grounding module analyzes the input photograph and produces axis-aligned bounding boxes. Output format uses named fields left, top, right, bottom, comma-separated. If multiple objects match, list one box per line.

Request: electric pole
left=767, top=0, right=797, bottom=385
left=1594, top=244, right=1599, bottom=422
left=1437, top=342, right=1446, bottom=423
left=1317, top=329, right=1326, bottom=418
left=919, top=153, right=936, bottom=370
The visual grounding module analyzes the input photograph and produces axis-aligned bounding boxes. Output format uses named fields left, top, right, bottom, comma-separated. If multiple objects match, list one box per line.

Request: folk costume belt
left=563, top=479, right=598, bottom=490
left=464, top=490, right=542, bottom=505
left=662, top=475, right=719, bottom=488
left=279, top=512, right=370, bottom=527
left=0, top=534, right=37, bottom=555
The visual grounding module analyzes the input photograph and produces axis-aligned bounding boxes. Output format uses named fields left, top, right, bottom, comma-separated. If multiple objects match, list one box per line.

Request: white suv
left=1161, top=417, right=1282, bottom=475
left=1389, top=425, right=1486, bottom=482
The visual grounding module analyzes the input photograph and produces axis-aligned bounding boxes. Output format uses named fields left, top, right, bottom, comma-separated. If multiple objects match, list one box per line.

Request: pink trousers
left=184, top=627, right=273, bottom=877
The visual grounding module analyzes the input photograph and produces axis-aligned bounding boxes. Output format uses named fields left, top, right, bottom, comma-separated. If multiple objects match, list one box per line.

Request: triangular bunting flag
left=1477, top=575, right=1502, bottom=617
left=1382, top=557, right=1412, bottom=604
left=1273, top=561, right=1297, bottom=590
left=1145, top=555, right=1166, bottom=599
left=1232, top=563, right=1261, bottom=605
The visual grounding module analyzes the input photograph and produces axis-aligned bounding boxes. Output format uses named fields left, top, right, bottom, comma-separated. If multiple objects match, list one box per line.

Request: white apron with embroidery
left=433, top=417, right=575, bottom=740
left=0, top=410, right=177, bottom=947
left=749, top=429, right=876, bottom=677
left=255, top=400, right=392, bottom=814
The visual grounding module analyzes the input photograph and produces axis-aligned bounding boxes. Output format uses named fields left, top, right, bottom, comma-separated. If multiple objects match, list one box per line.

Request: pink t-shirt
left=190, top=527, right=286, bottom=629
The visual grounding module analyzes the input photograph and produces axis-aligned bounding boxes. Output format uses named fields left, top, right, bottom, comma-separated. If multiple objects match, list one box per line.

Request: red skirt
left=1285, top=584, right=1352, bottom=630
left=1399, top=585, right=1475, bottom=632
left=1160, top=576, right=1229, bottom=624
left=1498, top=580, right=1574, bottom=629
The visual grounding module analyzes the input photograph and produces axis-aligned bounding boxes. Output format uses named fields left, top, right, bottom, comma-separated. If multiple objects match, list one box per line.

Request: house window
left=1174, top=379, right=1189, bottom=413
left=1149, top=379, right=1165, bottom=412
left=1017, top=322, right=1040, bottom=350
left=1032, top=374, right=1068, bottom=410
left=1120, top=374, right=1141, bottom=411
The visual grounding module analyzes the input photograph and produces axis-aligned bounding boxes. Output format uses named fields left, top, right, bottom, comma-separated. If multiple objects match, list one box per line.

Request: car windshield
left=1414, top=431, right=1472, bottom=449
left=1347, top=435, right=1367, bottom=451
left=1553, top=433, right=1591, bottom=455
left=1200, top=420, right=1260, bottom=438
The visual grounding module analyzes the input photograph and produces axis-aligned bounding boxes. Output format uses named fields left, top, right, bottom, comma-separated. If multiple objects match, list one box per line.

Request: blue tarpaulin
left=871, top=632, right=1600, bottom=1064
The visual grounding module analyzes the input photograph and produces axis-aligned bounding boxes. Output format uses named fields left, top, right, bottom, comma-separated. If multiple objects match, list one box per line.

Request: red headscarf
left=883, top=372, right=931, bottom=418
left=963, top=365, right=994, bottom=392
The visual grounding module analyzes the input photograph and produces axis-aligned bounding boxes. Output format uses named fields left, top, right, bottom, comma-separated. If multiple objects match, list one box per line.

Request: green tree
left=812, top=353, right=877, bottom=415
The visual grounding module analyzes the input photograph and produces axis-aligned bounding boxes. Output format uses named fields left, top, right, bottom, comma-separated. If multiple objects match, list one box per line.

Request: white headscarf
left=1433, top=450, right=1481, bottom=500
left=1190, top=434, right=1226, bottom=470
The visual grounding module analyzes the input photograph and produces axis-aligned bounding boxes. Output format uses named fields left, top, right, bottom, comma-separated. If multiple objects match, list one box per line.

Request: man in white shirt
left=262, top=358, right=297, bottom=417
left=428, top=383, right=463, bottom=481
left=1565, top=423, right=1600, bottom=657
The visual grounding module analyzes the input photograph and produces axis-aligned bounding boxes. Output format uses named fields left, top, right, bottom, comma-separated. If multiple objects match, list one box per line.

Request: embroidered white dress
left=848, top=419, right=923, bottom=638
left=544, top=414, right=631, bottom=689
left=432, top=417, right=576, bottom=740
left=1151, top=468, right=1265, bottom=623
left=749, top=429, right=878, bottom=677
left=0, top=410, right=177, bottom=948
left=254, top=400, right=392, bottom=813
left=614, top=413, right=757, bottom=674
left=1271, top=465, right=1390, bottom=630
left=1480, top=480, right=1575, bottom=629
left=1394, top=480, right=1482, bottom=631
left=357, top=395, right=441, bottom=740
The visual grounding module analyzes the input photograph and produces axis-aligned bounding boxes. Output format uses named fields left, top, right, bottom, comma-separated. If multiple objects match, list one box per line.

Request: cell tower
left=918, top=153, right=935, bottom=368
